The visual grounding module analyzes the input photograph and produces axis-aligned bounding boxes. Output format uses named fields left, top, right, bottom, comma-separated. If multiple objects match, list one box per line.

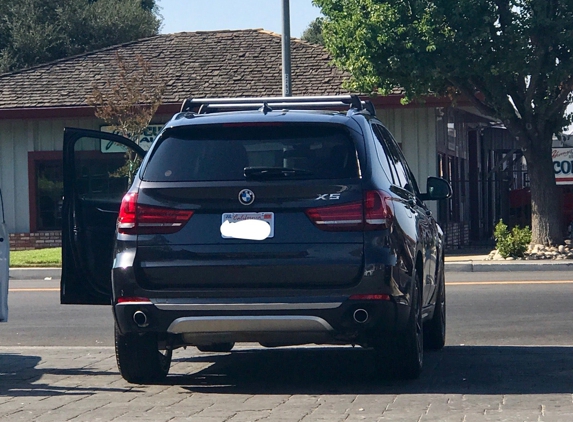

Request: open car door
left=0, top=188, right=8, bottom=322
left=61, top=128, right=146, bottom=305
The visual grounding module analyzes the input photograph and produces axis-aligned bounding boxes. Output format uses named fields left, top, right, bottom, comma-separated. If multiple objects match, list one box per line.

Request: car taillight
left=117, top=192, right=138, bottom=231
left=117, top=296, right=152, bottom=304
left=305, top=190, right=393, bottom=231
left=349, top=294, right=390, bottom=301
left=364, top=190, right=393, bottom=230
left=305, top=201, right=364, bottom=231
left=117, top=192, right=194, bottom=235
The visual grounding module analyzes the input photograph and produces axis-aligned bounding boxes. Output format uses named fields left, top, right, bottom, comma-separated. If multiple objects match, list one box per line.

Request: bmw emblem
left=238, top=189, right=255, bottom=206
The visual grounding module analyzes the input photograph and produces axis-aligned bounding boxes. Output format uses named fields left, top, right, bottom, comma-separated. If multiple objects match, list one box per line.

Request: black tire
left=196, top=342, right=235, bottom=353
left=375, top=271, right=423, bottom=380
left=424, top=260, right=446, bottom=350
left=115, top=324, right=172, bottom=384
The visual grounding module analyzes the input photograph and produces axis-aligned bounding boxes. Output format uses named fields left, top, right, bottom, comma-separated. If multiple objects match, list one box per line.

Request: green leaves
left=0, top=0, right=161, bottom=73
left=301, top=17, right=325, bottom=45
left=494, top=219, right=532, bottom=258
left=314, top=0, right=573, bottom=131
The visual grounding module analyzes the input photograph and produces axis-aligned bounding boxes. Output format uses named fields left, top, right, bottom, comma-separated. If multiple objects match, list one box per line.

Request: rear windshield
left=142, top=124, right=359, bottom=182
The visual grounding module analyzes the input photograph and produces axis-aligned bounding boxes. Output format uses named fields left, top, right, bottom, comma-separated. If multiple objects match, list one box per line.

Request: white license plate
left=221, top=212, right=274, bottom=239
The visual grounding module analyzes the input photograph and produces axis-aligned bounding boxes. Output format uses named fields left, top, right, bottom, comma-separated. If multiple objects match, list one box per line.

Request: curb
left=9, top=268, right=62, bottom=280
left=8, top=261, right=573, bottom=279
left=445, top=260, right=573, bottom=272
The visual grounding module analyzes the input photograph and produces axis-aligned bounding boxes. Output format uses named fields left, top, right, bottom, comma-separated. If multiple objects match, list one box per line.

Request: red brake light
left=349, top=294, right=390, bottom=301
left=305, top=201, right=363, bottom=231
left=364, top=190, right=393, bottom=230
left=117, top=192, right=194, bottom=234
left=305, top=190, right=393, bottom=232
left=117, top=296, right=151, bottom=304
left=117, top=192, right=138, bottom=232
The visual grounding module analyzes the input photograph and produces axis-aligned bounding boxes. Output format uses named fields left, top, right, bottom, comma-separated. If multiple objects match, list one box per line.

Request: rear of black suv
left=61, top=96, right=450, bottom=384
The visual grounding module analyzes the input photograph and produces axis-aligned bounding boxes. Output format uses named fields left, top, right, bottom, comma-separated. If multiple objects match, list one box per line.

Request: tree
left=0, top=0, right=161, bottom=73
left=87, top=52, right=165, bottom=183
left=314, top=0, right=573, bottom=245
left=301, top=17, right=325, bottom=45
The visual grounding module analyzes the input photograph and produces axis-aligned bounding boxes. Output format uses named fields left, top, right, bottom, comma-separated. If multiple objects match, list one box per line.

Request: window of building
left=36, top=161, right=63, bottom=230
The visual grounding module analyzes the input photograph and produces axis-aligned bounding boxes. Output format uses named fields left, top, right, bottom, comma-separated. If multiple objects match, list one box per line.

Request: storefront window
left=36, top=162, right=63, bottom=230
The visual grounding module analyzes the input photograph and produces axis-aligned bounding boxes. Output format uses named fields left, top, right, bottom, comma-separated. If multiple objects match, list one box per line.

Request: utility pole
left=282, top=0, right=292, bottom=96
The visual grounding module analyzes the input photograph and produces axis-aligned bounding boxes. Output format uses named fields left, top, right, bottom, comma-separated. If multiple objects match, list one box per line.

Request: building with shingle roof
left=0, top=29, right=351, bottom=112
left=0, top=29, right=478, bottom=249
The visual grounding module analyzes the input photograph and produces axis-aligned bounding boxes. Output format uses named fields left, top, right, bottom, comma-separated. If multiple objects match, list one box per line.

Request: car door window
left=62, top=128, right=145, bottom=305
left=371, top=124, right=398, bottom=184
left=74, top=137, right=141, bottom=202
left=372, top=123, right=411, bottom=191
left=377, top=124, right=419, bottom=195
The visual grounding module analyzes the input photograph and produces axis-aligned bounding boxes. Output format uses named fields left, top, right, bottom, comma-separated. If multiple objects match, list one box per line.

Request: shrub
left=494, top=220, right=532, bottom=258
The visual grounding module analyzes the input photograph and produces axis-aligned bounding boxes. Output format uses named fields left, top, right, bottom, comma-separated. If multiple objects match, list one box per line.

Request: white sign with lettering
left=100, top=125, right=164, bottom=153
left=553, top=148, right=573, bottom=185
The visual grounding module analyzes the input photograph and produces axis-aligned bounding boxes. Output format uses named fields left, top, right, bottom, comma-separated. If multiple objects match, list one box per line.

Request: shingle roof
left=0, top=29, right=351, bottom=110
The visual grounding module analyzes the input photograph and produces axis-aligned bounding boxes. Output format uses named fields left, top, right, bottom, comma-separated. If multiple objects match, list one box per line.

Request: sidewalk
left=9, top=267, right=61, bottom=280
left=444, top=248, right=573, bottom=272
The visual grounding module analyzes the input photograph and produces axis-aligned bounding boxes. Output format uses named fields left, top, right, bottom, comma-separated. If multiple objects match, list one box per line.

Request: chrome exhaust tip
left=133, top=310, right=149, bottom=327
left=353, top=308, right=369, bottom=324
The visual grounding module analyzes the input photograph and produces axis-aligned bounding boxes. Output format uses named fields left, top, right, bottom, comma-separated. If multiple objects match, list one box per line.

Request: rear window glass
left=142, top=124, right=359, bottom=182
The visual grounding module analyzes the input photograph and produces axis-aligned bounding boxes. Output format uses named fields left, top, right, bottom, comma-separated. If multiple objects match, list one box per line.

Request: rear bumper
left=168, top=315, right=335, bottom=345
left=113, top=296, right=411, bottom=347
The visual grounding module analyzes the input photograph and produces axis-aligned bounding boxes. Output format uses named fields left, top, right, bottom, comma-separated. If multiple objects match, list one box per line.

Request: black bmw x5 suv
left=61, top=95, right=451, bottom=383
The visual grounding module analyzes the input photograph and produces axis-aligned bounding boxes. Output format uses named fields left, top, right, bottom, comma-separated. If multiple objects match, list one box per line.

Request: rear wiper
left=244, top=166, right=314, bottom=179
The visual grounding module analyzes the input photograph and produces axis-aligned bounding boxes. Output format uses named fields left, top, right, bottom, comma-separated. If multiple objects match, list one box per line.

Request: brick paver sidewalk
left=2, top=345, right=573, bottom=421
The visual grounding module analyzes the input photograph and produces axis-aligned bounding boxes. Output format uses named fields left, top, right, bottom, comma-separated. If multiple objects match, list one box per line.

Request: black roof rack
left=180, top=95, right=376, bottom=116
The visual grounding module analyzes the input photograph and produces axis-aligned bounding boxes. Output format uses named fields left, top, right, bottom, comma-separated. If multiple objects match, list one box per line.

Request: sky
left=157, top=0, right=322, bottom=38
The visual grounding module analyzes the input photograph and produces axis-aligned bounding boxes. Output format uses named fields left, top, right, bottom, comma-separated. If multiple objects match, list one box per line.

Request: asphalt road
left=1, top=279, right=112, bottom=347
left=447, top=270, right=573, bottom=346
left=2, top=270, right=573, bottom=347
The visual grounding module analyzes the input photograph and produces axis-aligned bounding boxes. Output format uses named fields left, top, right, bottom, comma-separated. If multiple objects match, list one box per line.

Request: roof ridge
left=257, top=29, right=308, bottom=45
left=258, top=29, right=282, bottom=37
left=192, top=28, right=264, bottom=34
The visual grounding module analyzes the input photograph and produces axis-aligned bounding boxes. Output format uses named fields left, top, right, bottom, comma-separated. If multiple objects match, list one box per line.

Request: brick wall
left=9, top=231, right=62, bottom=251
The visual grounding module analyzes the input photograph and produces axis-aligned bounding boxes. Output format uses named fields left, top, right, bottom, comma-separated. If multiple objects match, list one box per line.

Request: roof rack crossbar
left=180, top=95, right=377, bottom=117
left=191, top=101, right=355, bottom=110
left=180, top=95, right=370, bottom=113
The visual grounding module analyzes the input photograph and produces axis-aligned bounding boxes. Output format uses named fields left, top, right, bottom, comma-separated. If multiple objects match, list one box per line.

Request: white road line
left=447, top=280, right=573, bottom=285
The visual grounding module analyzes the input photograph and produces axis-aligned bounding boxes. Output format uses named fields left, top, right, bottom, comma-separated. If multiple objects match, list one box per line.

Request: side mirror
left=419, top=176, right=452, bottom=201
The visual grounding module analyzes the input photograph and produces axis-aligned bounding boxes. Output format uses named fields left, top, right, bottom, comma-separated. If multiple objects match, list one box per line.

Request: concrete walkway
left=444, top=249, right=573, bottom=271
left=9, top=267, right=61, bottom=280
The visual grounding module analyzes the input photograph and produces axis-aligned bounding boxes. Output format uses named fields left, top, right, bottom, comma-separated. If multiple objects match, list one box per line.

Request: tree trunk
left=522, top=140, right=563, bottom=245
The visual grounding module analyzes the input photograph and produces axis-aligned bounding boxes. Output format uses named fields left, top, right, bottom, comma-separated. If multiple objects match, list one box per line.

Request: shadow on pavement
left=0, top=353, right=141, bottom=396
left=3, top=346, right=572, bottom=396
left=170, top=345, right=573, bottom=395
